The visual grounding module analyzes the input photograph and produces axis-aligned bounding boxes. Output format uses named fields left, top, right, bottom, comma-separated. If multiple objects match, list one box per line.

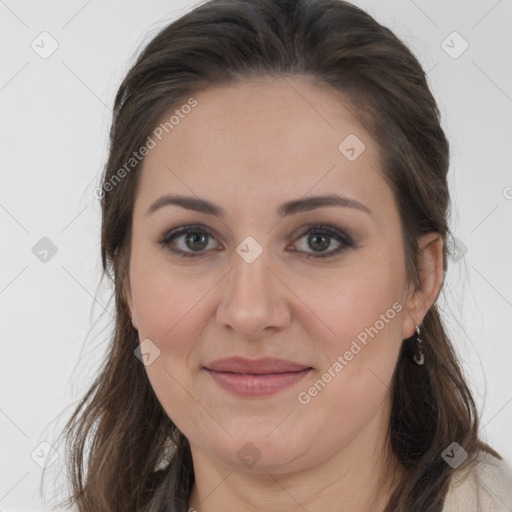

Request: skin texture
left=126, top=76, right=444, bottom=512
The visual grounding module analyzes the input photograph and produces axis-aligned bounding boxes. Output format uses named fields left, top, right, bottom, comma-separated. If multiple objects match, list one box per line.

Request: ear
left=402, top=233, right=444, bottom=339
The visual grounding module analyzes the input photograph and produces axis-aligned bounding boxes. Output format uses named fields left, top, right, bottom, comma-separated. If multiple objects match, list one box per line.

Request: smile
left=203, top=357, right=314, bottom=396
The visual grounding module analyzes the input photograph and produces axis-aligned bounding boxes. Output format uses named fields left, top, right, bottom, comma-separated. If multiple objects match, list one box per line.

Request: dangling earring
left=413, top=325, right=424, bottom=365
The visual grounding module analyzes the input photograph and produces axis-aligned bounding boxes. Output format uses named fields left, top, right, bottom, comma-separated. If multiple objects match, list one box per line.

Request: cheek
left=294, top=258, right=405, bottom=406
left=295, top=255, right=405, bottom=356
left=129, top=235, right=407, bottom=450
left=131, top=240, right=406, bottom=369
left=329, top=276, right=405, bottom=359
left=130, top=265, right=215, bottom=432
left=292, top=276, right=405, bottom=451
left=130, top=251, right=216, bottom=342
left=129, top=256, right=220, bottom=411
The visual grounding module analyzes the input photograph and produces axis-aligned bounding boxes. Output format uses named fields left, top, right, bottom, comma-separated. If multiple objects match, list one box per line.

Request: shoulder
left=443, top=451, right=512, bottom=512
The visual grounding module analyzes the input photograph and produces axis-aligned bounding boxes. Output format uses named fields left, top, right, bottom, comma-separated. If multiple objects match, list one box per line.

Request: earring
left=412, top=325, right=425, bottom=365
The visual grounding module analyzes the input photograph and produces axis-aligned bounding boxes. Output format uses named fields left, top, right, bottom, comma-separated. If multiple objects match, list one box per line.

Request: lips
left=203, top=357, right=313, bottom=397
left=205, top=357, right=311, bottom=374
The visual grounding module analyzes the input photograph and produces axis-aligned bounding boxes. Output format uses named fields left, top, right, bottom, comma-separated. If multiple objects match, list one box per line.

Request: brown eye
left=160, top=225, right=220, bottom=258
left=183, top=231, right=209, bottom=251
left=159, top=223, right=354, bottom=259
left=290, top=224, right=354, bottom=259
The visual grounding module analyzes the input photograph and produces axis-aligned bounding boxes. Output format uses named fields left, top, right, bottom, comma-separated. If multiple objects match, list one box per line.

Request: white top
left=442, top=452, right=512, bottom=511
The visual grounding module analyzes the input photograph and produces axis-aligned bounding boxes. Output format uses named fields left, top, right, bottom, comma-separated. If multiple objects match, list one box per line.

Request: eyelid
left=159, top=222, right=355, bottom=259
left=287, top=223, right=354, bottom=259
left=159, top=223, right=221, bottom=258
left=289, top=223, right=354, bottom=246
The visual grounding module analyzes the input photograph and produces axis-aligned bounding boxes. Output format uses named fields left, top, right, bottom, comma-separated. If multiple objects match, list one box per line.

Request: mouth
left=203, top=357, right=313, bottom=397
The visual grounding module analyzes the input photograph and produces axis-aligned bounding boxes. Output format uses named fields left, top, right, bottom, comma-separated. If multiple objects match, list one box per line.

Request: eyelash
left=159, top=223, right=354, bottom=259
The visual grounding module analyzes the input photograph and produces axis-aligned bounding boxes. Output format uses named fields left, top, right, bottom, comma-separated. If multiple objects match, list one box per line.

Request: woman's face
left=127, top=77, right=421, bottom=473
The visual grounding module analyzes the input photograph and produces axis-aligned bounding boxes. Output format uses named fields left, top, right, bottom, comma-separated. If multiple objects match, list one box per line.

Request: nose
left=215, top=248, right=291, bottom=338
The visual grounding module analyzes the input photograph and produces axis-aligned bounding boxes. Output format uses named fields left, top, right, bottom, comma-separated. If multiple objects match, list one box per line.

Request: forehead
left=136, top=77, right=391, bottom=219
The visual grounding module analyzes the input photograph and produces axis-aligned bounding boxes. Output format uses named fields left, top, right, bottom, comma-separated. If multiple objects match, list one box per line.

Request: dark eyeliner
left=159, top=223, right=354, bottom=259
left=291, top=223, right=354, bottom=259
left=158, top=224, right=215, bottom=258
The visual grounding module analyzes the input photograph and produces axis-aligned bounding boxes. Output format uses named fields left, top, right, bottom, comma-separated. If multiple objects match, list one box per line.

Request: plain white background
left=1, top=0, right=511, bottom=510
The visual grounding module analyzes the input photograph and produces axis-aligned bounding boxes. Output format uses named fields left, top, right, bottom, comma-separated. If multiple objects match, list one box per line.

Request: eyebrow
left=146, top=193, right=371, bottom=217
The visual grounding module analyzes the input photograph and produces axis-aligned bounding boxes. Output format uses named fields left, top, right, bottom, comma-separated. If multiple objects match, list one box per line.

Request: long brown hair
left=52, top=0, right=500, bottom=510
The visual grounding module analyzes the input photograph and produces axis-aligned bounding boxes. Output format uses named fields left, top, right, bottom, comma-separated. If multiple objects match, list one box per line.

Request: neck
left=187, top=398, right=403, bottom=512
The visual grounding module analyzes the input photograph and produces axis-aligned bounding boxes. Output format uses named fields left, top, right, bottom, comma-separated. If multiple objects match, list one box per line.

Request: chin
left=195, top=421, right=318, bottom=472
